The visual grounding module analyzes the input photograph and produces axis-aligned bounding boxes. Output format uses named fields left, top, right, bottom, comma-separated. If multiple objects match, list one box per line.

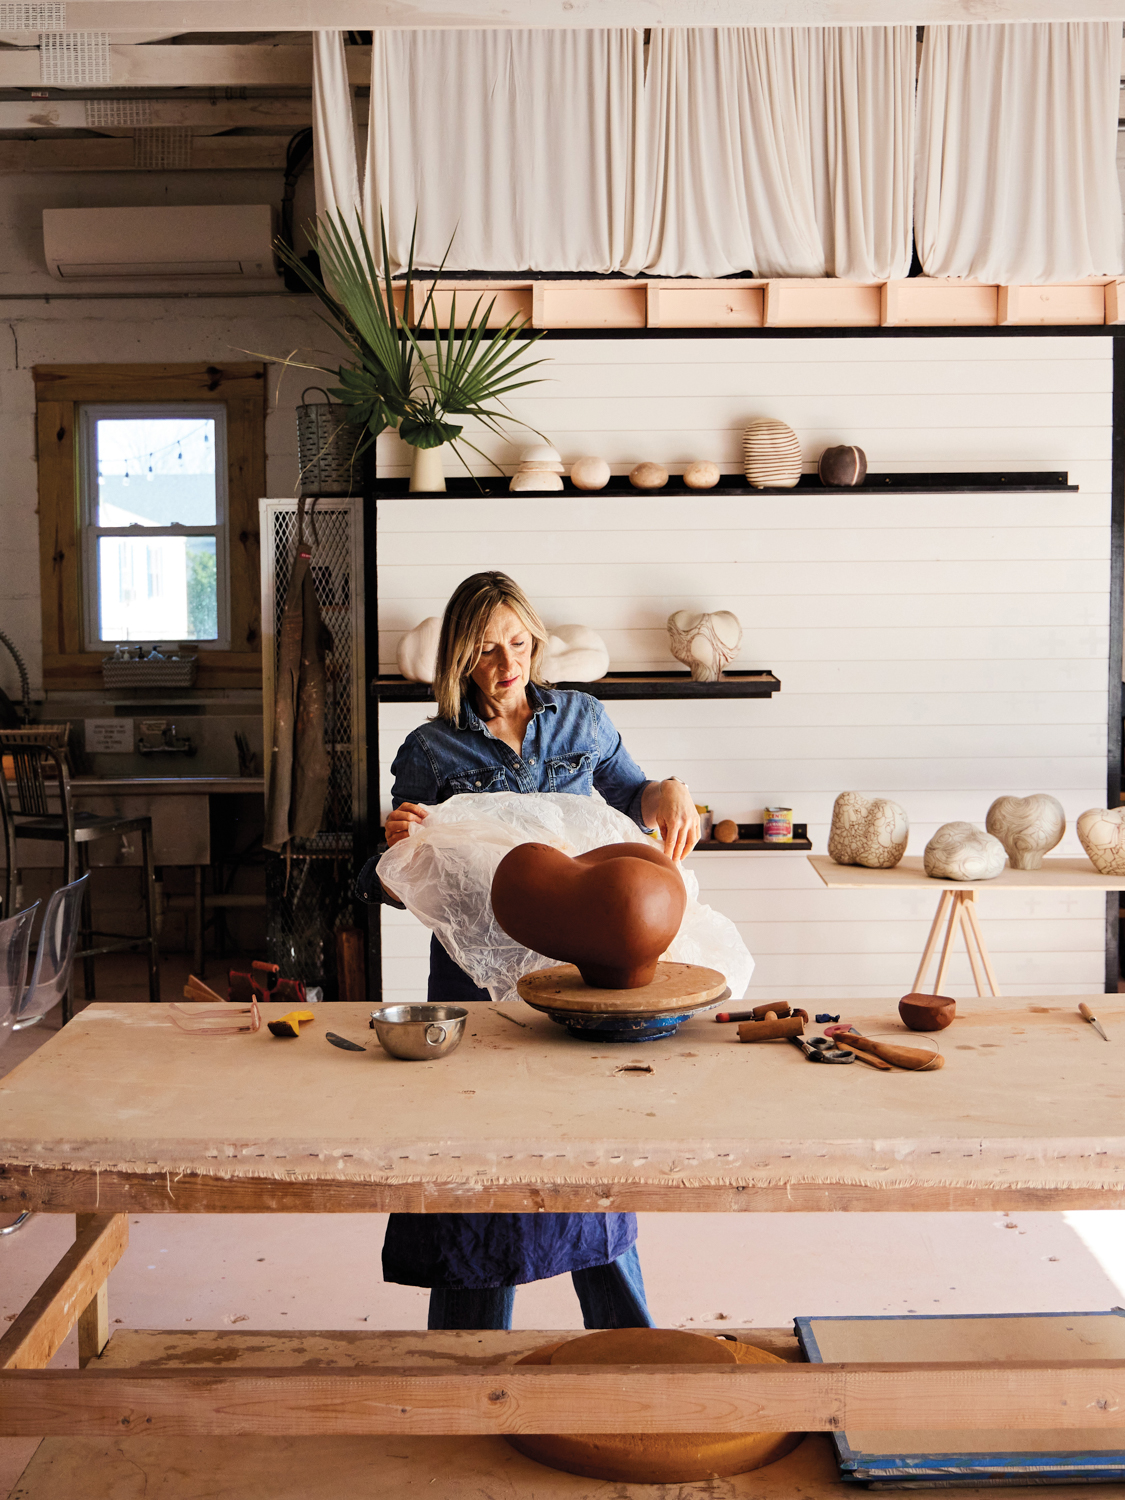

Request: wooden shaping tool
left=843, top=1034, right=943, bottom=1072
left=830, top=1038, right=893, bottom=1070
left=737, top=1016, right=805, bottom=1043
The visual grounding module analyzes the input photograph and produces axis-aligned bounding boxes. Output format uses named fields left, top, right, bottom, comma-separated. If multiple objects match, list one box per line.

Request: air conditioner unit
left=42, top=204, right=279, bottom=280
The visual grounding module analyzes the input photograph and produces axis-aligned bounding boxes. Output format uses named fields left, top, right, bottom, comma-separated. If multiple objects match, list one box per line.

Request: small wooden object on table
left=807, top=854, right=1125, bottom=998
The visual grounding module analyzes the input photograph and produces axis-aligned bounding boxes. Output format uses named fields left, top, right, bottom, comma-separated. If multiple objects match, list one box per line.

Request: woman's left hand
left=644, top=778, right=701, bottom=862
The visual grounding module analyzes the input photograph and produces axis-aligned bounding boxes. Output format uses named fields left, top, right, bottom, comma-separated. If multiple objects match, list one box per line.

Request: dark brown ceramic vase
left=490, top=841, right=687, bottom=989
left=818, top=444, right=867, bottom=487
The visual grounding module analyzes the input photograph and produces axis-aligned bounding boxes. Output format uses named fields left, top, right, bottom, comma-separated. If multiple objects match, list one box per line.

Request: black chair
left=0, top=742, right=159, bottom=1017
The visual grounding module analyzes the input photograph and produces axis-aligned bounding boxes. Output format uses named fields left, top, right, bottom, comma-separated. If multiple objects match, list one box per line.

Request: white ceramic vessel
left=397, top=616, right=442, bottom=684
left=743, top=419, right=802, bottom=489
left=543, top=625, right=610, bottom=682
left=985, top=793, right=1065, bottom=870
left=570, top=456, right=611, bottom=491
left=666, top=609, right=743, bottom=682
left=923, top=823, right=1006, bottom=881
left=827, top=792, right=909, bottom=869
left=1077, top=807, right=1125, bottom=875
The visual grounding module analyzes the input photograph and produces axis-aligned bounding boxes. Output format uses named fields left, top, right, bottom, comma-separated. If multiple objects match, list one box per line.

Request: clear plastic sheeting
left=376, top=791, right=754, bottom=1004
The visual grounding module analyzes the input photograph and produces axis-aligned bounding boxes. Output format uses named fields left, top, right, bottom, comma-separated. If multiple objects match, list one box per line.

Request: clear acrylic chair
left=13, top=874, right=89, bottom=1031
left=0, top=899, right=39, bottom=1055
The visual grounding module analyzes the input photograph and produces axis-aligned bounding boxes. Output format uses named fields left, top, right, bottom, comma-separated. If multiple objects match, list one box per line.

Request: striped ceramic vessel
left=743, top=419, right=802, bottom=489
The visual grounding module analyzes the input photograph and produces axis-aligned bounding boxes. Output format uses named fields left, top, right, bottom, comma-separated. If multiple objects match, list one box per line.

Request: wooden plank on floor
left=0, top=1215, right=127, bottom=1373
left=2, top=1358, right=1125, bottom=1437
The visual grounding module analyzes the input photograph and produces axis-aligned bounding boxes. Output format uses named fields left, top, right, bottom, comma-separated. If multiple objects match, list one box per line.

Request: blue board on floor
left=795, top=1310, right=1125, bottom=1487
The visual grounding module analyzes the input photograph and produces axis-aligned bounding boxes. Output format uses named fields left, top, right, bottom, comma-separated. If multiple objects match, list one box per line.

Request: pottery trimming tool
left=1078, top=1002, right=1110, bottom=1041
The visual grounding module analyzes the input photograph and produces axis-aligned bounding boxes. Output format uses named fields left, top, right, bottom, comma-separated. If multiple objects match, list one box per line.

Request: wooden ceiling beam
left=0, top=97, right=312, bottom=128
left=0, top=43, right=370, bottom=88
left=0, top=133, right=287, bottom=167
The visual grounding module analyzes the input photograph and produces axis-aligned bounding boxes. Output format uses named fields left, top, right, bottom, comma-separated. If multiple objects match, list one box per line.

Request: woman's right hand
left=385, top=801, right=428, bottom=847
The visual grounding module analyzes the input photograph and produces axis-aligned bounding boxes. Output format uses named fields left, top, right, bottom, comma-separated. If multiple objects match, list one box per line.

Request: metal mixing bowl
left=369, top=1004, right=468, bottom=1061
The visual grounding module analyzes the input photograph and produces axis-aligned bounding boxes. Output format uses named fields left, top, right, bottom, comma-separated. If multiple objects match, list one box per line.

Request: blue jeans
left=427, top=1243, right=655, bottom=1331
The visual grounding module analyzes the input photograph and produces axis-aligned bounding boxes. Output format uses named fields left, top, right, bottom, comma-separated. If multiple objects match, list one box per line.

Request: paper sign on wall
left=85, top=718, right=132, bottom=753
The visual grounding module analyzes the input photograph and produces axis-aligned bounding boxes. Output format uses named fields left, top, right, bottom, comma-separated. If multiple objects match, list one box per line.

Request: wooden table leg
left=0, top=1213, right=127, bottom=1372
left=963, top=893, right=1001, bottom=996
left=959, top=900, right=988, bottom=996
left=913, top=889, right=953, bottom=991
left=932, top=891, right=963, bottom=994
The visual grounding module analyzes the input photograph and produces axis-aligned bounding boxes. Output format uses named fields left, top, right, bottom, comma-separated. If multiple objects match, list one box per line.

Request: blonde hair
left=433, top=572, right=550, bottom=724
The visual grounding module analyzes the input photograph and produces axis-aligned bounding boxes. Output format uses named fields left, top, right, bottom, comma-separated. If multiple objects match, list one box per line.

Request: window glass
left=94, top=416, right=217, bottom=527
left=96, top=535, right=218, bottom=642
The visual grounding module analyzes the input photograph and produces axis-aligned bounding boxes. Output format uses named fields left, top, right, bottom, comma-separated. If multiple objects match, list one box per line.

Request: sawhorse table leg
left=913, top=889, right=1000, bottom=997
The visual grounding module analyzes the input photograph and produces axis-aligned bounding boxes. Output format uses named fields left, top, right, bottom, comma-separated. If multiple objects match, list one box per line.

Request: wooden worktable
left=1, top=997, right=1122, bottom=1215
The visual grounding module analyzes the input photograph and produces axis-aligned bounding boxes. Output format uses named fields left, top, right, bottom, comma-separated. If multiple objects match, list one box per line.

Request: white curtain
left=915, top=23, right=1124, bottom=282
left=311, top=31, right=362, bottom=232
left=636, top=26, right=914, bottom=279
left=364, top=28, right=646, bottom=272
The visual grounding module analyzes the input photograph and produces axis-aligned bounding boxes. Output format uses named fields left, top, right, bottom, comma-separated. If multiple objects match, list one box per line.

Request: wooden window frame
left=34, top=362, right=265, bottom=691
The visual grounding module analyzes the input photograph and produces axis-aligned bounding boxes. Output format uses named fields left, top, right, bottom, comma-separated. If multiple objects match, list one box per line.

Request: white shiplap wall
left=376, top=335, right=1113, bottom=1004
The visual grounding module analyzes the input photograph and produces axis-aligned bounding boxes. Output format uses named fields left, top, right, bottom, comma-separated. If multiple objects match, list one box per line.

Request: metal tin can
left=764, top=806, right=793, bottom=843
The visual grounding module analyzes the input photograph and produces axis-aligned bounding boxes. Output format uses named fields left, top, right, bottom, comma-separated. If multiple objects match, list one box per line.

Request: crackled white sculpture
left=542, top=625, right=610, bottom=683
left=923, top=823, right=1006, bottom=882
left=397, top=616, right=441, bottom=684
left=828, top=792, right=909, bottom=869
left=1077, top=807, right=1125, bottom=875
left=666, top=610, right=743, bottom=683
left=985, top=794, right=1065, bottom=871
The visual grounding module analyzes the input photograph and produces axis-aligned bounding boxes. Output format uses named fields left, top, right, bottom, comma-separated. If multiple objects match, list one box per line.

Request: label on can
left=764, top=806, right=793, bottom=843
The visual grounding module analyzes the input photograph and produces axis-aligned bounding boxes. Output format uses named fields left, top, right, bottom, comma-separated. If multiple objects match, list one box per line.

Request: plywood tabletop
left=1, top=997, right=1123, bottom=1214
left=807, top=854, right=1125, bottom=892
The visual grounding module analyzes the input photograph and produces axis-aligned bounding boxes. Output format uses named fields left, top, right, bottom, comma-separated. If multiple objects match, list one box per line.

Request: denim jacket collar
left=456, top=682, right=559, bottom=734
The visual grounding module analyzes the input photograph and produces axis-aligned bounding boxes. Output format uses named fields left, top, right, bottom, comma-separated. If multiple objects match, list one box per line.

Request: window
left=79, top=404, right=230, bottom=650
left=34, top=362, right=265, bottom=692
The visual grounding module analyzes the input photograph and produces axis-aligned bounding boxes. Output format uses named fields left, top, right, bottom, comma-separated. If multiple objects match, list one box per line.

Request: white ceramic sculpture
left=985, top=794, right=1065, bottom=871
left=666, top=610, right=742, bottom=683
left=743, top=419, right=802, bottom=489
left=827, top=792, right=909, bottom=869
left=629, top=462, right=668, bottom=490
left=1077, top=807, right=1125, bottom=875
left=683, top=461, right=720, bottom=490
left=510, top=444, right=565, bottom=492
left=542, top=625, right=610, bottom=683
left=923, top=823, right=1006, bottom=882
left=397, top=616, right=441, bottom=684
left=570, top=456, right=611, bottom=491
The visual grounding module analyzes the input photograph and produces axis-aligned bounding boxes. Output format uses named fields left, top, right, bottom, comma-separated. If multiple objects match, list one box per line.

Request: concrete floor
left=2, top=954, right=1124, bottom=1498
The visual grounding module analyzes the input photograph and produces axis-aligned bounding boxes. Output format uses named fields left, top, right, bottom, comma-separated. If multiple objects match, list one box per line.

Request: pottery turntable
left=517, top=961, right=729, bottom=1041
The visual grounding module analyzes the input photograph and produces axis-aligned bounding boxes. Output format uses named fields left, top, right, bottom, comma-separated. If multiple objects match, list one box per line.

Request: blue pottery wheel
left=517, top=962, right=730, bottom=1044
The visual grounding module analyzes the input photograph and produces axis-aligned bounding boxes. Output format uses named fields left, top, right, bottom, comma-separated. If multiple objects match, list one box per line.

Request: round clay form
left=490, top=840, right=686, bottom=988
left=818, top=444, right=867, bottom=487
left=743, top=419, right=802, bottom=489
left=828, top=792, right=909, bottom=869
left=1077, top=806, right=1125, bottom=875
left=898, top=991, right=956, bottom=1032
left=396, top=616, right=441, bottom=684
left=509, top=470, right=564, bottom=492
left=923, top=823, right=1006, bottom=881
left=713, top=819, right=738, bottom=844
left=985, top=794, right=1065, bottom=870
left=683, top=460, right=721, bottom=490
left=570, top=455, right=611, bottom=491
left=629, top=461, right=669, bottom=490
left=506, top=1328, right=801, bottom=1483
left=667, top=609, right=743, bottom=682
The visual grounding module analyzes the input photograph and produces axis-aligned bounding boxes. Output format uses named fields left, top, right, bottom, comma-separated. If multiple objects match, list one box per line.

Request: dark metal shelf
left=373, top=670, right=781, bottom=701
left=375, top=470, right=1075, bottom=499
left=696, top=822, right=812, bottom=851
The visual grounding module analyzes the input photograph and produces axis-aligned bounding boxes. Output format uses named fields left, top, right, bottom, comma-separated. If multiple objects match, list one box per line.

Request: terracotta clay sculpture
left=985, top=794, right=1065, bottom=870
left=818, top=444, right=867, bottom=487
left=827, top=792, right=909, bottom=869
left=898, top=991, right=956, bottom=1032
left=743, top=419, right=802, bottom=489
left=683, top=460, right=721, bottom=489
left=629, top=461, right=669, bottom=490
left=490, top=840, right=686, bottom=989
left=923, top=822, right=1006, bottom=881
left=569, top=455, right=610, bottom=491
left=506, top=1328, right=801, bottom=1484
left=396, top=616, right=441, bottom=684
left=542, top=624, right=609, bottom=682
left=1077, top=806, right=1125, bottom=875
left=667, top=609, right=743, bottom=682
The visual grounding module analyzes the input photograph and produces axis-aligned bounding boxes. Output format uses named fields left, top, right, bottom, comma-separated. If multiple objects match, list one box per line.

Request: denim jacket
left=356, top=686, right=652, bottom=904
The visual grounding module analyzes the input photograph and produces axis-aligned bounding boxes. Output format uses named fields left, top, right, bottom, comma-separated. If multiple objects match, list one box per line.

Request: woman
left=362, top=571, right=701, bottom=1331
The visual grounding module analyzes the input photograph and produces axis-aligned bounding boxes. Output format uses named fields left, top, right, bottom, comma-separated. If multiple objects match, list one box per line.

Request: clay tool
left=830, top=1037, right=893, bottom=1070
left=825, top=1025, right=943, bottom=1072
left=790, top=1034, right=854, bottom=1064
left=326, top=1032, right=366, bottom=1052
left=1078, top=1003, right=1110, bottom=1042
left=267, top=1009, right=316, bottom=1038
left=718, top=1001, right=791, bottom=1023
left=737, top=1015, right=805, bottom=1043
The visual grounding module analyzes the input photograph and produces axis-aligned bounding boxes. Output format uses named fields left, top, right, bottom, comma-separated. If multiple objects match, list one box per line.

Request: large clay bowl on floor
left=517, top=961, right=728, bottom=1041
left=506, top=1327, right=804, bottom=1483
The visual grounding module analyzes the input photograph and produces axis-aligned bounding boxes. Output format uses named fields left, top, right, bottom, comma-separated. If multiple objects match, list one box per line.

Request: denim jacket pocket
left=445, top=767, right=508, bottom=796
left=545, top=752, right=595, bottom=794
